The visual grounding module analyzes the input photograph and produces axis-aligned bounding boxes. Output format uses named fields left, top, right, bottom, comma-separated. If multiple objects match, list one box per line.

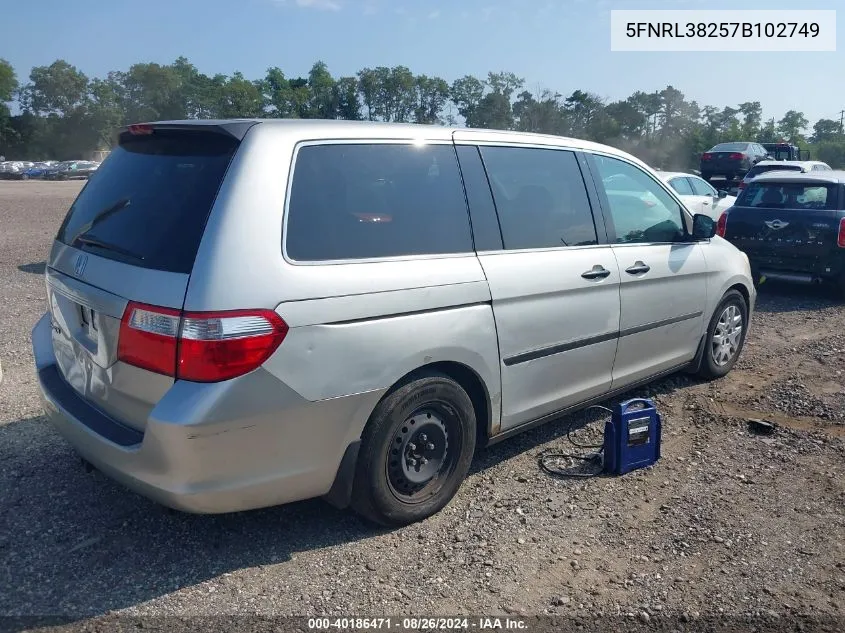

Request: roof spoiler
left=117, top=120, right=261, bottom=143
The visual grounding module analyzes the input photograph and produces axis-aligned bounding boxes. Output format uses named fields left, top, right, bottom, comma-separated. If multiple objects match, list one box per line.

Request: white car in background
left=657, top=171, right=736, bottom=220
left=737, top=160, right=832, bottom=194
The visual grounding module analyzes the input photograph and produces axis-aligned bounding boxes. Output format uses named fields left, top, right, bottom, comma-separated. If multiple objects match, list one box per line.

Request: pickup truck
left=718, top=171, right=845, bottom=295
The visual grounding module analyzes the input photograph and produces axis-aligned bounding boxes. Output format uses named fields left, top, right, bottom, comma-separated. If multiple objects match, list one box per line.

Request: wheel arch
left=323, top=360, right=496, bottom=510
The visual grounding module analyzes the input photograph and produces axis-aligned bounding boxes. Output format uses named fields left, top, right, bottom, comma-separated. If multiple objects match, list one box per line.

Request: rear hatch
left=46, top=123, right=251, bottom=431
left=723, top=178, right=845, bottom=273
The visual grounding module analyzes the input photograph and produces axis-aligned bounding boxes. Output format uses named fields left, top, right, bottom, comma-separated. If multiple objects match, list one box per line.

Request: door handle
left=581, top=265, right=611, bottom=280
left=625, top=262, right=651, bottom=275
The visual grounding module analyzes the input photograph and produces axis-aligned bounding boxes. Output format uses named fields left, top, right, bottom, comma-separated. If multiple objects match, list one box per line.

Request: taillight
left=178, top=310, right=288, bottom=382
left=716, top=212, right=729, bottom=238
left=118, top=302, right=181, bottom=376
left=117, top=304, right=288, bottom=382
left=701, top=153, right=713, bottom=160
left=837, top=218, right=845, bottom=248
left=729, top=153, right=744, bottom=160
left=738, top=181, right=746, bottom=190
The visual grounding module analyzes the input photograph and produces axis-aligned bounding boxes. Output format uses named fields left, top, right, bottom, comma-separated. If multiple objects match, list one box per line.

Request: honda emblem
left=74, top=253, right=88, bottom=277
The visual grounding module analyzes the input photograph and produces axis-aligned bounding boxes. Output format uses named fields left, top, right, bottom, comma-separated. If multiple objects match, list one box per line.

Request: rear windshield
left=57, top=130, right=238, bottom=274
left=710, top=143, right=749, bottom=152
left=285, top=143, right=472, bottom=261
left=746, top=165, right=802, bottom=178
left=736, top=182, right=838, bottom=210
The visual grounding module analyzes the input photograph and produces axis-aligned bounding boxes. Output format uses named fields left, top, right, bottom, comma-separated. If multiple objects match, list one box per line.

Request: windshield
left=736, top=182, right=838, bottom=210
left=710, top=143, right=749, bottom=152
left=56, top=129, right=239, bottom=273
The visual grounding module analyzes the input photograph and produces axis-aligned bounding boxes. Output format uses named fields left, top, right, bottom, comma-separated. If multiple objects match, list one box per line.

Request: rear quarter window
left=285, top=143, right=473, bottom=261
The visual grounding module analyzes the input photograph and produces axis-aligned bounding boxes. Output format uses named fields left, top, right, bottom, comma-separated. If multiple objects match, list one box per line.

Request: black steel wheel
left=351, top=371, right=476, bottom=526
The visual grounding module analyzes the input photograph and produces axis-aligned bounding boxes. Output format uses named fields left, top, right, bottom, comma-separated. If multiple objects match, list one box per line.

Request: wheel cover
left=386, top=403, right=460, bottom=503
left=711, top=304, right=743, bottom=367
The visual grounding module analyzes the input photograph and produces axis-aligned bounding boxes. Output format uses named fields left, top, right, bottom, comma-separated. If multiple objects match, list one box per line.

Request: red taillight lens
left=117, top=304, right=288, bottom=382
left=178, top=310, right=288, bottom=382
left=716, top=212, right=729, bottom=238
left=701, top=153, right=713, bottom=160
left=837, top=218, right=845, bottom=248
left=118, top=302, right=181, bottom=376
left=729, top=153, right=744, bottom=160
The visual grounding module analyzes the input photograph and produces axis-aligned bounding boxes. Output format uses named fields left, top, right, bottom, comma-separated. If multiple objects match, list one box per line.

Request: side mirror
left=692, top=213, right=716, bottom=240
left=718, top=190, right=728, bottom=199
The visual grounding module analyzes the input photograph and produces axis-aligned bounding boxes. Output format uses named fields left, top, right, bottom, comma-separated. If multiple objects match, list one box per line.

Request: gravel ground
left=0, top=181, right=843, bottom=630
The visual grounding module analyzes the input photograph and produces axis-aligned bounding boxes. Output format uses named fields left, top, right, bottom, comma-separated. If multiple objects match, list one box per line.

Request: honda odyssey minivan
left=33, top=120, right=755, bottom=526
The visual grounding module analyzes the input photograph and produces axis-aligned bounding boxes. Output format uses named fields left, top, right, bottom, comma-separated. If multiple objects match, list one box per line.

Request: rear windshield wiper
left=72, top=234, right=145, bottom=263
left=69, top=197, right=131, bottom=244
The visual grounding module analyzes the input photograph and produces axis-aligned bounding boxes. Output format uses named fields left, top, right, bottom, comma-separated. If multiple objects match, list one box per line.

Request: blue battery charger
left=602, top=398, right=662, bottom=475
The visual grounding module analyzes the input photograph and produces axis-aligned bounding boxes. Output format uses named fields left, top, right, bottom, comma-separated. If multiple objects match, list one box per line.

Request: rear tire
left=351, top=371, right=476, bottom=527
left=697, top=290, right=749, bottom=380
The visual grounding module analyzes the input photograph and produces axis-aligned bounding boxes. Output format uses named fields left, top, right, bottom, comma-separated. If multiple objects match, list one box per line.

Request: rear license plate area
left=79, top=305, right=98, bottom=341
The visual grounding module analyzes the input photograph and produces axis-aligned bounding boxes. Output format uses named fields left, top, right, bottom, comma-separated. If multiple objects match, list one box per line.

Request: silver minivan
left=33, top=120, right=755, bottom=526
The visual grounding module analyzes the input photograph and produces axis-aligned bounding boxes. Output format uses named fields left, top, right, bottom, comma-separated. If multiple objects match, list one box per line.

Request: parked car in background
left=718, top=170, right=845, bottom=294
left=55, top=161, right=99, bottom=180
left=32, top=119, right=755, bottom=526
left=700, top=142, right=769, bottom=186
left=44, top=162, right=72, bottom=180
left=657, top=171, right=736, bottom=220
left=0, top=161, right=35, bottom=179
left=21, top=162, right=58, bottom=180
left=737, top=160, right=832, bottom=194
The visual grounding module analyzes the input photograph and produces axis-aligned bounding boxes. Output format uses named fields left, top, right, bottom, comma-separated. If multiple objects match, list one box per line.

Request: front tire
left=351, top=371, right=477, bottom=527
left=697, top=290, right=749, bottom=380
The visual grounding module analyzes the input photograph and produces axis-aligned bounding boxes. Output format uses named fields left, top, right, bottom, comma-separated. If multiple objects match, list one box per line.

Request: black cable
left=538, top=405, right=611, bottom=479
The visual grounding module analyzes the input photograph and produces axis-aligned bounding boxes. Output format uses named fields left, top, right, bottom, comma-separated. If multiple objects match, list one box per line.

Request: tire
left=697, top=290, right=749, bottom=380
left=351, top=371, right=477, bottom=527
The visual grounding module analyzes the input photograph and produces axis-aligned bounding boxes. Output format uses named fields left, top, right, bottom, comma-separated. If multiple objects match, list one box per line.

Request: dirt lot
left=0, top=181, right=843, bottom=629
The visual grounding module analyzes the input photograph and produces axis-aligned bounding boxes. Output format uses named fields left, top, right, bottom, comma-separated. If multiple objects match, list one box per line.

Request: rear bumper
left=701, top=162, right=747, bottom=178
left=32, top=313, right=383, bottom=513
left=748, top=253, right=845, bottom=284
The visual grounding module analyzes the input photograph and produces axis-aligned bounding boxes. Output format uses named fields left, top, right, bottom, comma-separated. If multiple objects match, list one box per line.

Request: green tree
left=777, top=110, right=809, bottom=143
left=811, top=118, right=840, bottom=143
left=738, top=101, right=762, bottom=139
left=413, top=75, right=449, bottom=124
left=757, top=118, right=778, bottom=143
left=307, top=61, right=337, bottom=119
left=335, top=76, right=362, bottom=120
left=0, top=58, right=17, bottom=103
left=0, top=59, right=18, bottom=153
left=122, top=62, right=187, bottom=122
left=211, top=72, right=265, bottom=118
left=449, top=75, right=485, bottom=126
left=21, top=60, right=88, bottom=116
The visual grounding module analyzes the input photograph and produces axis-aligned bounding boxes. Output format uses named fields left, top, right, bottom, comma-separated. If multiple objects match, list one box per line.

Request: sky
left=1, top=0, right=842, bottom=129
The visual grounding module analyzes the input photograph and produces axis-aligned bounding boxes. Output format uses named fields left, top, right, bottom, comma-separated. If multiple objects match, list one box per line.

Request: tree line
left=1, top=56, right=845, bottom=169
